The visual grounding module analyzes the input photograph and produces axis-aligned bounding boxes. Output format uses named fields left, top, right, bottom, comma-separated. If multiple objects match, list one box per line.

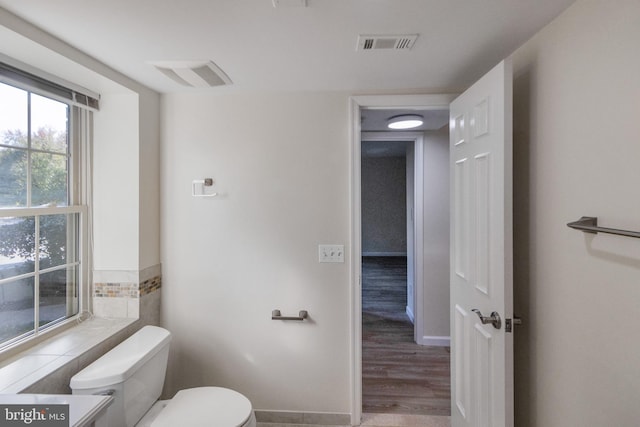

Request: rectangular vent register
left=357, top=34, right=418, bottom=51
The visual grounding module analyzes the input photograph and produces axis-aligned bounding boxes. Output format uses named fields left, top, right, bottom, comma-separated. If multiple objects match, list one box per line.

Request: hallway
left=362, top=256, right=451, bottom=416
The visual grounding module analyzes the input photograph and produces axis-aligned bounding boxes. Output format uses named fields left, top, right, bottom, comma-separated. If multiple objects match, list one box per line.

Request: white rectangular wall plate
left=318, top=244, right=344, bottom=263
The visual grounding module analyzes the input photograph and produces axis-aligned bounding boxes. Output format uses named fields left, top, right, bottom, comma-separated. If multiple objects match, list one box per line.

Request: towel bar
left=567, top=216, right=640, bottom=239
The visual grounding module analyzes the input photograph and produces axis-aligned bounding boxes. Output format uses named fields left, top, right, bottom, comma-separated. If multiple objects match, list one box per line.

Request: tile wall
left=92, top=265, right=161, bottom=322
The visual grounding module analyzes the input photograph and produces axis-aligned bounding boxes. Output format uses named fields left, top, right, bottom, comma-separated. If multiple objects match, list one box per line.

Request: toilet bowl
left=137, top=388, right=256, bottom=427
left=70, top=326, right=256, bottom=427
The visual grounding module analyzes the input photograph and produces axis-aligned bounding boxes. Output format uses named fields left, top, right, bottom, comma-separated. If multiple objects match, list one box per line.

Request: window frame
left=0, top=78, right=90, bottom=352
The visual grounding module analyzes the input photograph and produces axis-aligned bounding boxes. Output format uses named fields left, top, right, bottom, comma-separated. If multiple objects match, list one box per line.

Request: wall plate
left=319, top=244, right=344, bottom=263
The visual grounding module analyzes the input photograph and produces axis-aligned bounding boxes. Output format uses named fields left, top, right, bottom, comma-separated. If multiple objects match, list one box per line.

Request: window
left=0, top=78, right=87, bottom=349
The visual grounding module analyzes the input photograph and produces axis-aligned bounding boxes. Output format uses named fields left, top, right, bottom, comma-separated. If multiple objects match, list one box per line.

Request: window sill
left=0, top=317, right=135, bottom=393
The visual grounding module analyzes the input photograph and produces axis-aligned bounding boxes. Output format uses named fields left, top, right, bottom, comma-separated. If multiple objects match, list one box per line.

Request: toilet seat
left=150, top=387, right=254, bottom=427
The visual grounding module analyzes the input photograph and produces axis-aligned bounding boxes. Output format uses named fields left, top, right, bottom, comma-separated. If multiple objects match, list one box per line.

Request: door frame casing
left=349, top=94, right=457, bottom=425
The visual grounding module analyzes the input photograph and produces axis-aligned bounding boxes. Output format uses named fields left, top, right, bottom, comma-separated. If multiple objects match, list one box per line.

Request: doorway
left=360, top=133, right=443, bottom=416
left=360, top=136, right=413, bottom=326
left=349, top=95, right=456, bottom=425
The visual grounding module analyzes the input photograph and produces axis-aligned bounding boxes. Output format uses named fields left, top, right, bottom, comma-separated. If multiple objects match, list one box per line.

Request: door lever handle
left=472, top=309, right=502, bottom=330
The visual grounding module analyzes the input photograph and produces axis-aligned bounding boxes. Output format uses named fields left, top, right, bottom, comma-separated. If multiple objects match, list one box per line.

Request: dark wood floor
left=362, top=256, right=451, bottom=416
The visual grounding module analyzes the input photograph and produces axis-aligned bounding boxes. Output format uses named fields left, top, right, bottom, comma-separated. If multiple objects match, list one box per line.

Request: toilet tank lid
left=70, top=326, right=171, bottom=390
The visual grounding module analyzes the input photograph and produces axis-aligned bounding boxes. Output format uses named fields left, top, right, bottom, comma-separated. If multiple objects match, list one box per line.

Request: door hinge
left=505, top=316, right=522, bottom=333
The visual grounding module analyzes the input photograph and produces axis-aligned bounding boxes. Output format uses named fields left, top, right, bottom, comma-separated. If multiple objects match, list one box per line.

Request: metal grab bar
left=567, top=216, right=640, bottom=239
left=271, top=309, right=308, bottom=321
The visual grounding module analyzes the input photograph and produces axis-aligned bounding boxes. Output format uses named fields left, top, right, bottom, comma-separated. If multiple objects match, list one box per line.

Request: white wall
left=160, top=92, right=351, bottom=413
left=93, top=90, right=161, bottom=274
left=512, top=1, right=640, bottom=425
left=93, top=93, right=140, bottom=271
left=420, top=127, right=450, bottom=341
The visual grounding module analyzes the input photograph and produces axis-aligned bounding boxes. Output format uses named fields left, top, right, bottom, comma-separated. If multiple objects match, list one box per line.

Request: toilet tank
left=70, top=326, right=171, bottom=427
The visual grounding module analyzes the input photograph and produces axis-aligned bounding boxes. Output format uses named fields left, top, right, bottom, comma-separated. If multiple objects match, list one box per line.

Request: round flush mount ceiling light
left=387, top=114, right=424, bottom=130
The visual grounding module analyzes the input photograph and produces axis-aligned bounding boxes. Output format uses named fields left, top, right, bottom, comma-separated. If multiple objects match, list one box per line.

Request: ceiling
left=0, top=0, right=576, bottom=94
left=361, top=108, right=448, bottom=132
left=360, top=108, right=447, bottom=158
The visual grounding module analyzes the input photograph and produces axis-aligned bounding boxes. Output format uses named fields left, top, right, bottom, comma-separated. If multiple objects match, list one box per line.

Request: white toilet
left=70, top=325, right=256, bottom=427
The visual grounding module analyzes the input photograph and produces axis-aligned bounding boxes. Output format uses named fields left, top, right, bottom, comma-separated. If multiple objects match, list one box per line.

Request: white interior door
left=449, top=59, right=514, bottom=427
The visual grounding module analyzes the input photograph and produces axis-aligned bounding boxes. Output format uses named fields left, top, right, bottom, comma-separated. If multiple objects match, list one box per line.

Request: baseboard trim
left=418, top=335, right=450, bottom=347
left=362, top=252, right=407, bottom=257
left=406, top=305, right=415, bottom=324
left=254, top=410, right=350, bottom=425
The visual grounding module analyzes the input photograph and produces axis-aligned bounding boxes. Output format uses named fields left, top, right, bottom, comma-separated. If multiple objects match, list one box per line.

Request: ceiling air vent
left=357, top=34, right=419, bottom=51
left=150, top=60, right=232, bottom=88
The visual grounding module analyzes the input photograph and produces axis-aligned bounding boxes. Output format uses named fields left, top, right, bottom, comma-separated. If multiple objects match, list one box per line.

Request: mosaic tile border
left=94, top=275, right=161, bottom=298
left=94, top=282, right=137, bottom=298
left=140, top=276, right=161, bottom=296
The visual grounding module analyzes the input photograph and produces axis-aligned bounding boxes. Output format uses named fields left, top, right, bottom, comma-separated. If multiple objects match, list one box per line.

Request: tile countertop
left=0, top=317, right=135, bottom=394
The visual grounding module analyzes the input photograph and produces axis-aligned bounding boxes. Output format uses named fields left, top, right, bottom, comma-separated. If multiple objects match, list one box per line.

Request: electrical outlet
left=319, top=244, right=344, bottom=263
